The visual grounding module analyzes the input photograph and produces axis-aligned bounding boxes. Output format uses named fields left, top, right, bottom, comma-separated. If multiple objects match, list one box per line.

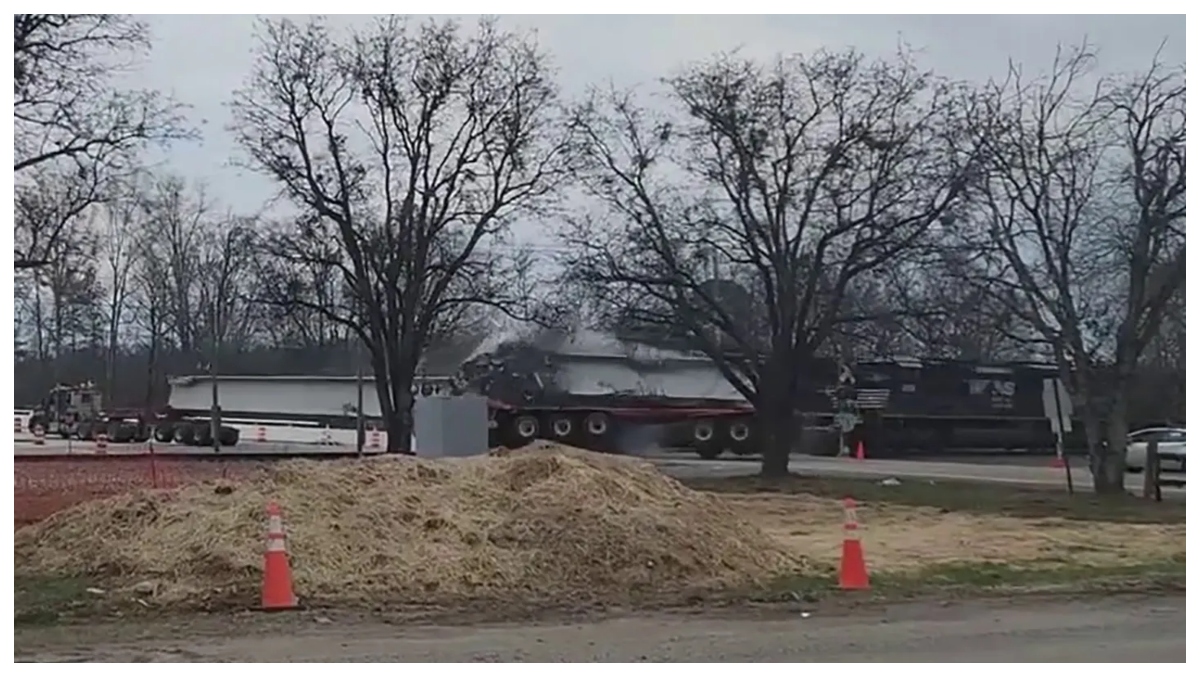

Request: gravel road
left=15, top=595, right=1184, bottom=662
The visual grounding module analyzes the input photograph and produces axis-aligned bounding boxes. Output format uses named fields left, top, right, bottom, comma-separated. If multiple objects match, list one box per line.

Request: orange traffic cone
left=854, top=440, right=866, bottom=460
left=838, top=497, right=870, bottom=590
left=261, top=501, right=298, bottom=611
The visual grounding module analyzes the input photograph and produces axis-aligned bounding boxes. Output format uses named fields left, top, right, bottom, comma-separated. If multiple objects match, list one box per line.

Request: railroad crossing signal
left=838, top=364, right=856, bottom=385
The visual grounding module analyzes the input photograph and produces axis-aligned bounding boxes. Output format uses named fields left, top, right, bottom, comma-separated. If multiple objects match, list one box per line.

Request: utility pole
left=209, top=304, right=222, bottom=453
left=355, top=337, right=365, bottom=456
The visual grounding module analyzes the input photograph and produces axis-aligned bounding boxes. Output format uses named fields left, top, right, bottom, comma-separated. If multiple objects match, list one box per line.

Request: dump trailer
left=157, top=373, right=456, bottom=447
left=458, top=331, right=759, bottom=458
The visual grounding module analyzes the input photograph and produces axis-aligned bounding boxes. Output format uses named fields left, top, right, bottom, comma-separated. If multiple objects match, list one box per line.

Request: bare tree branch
left=949, top=44, right=1185, bottom=493
left=230, top=16, right=573, bottom=451
left=13, top=14, right=192, bottom=270
left=563, top=47, right=980, bottom=476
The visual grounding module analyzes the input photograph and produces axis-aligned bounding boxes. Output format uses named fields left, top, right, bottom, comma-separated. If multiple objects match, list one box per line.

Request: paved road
left=13, top=440, right=1183, bottom=495
left=13, top=439, right=355, bottom=456
left=651, top=454, right=1185, bottom=496
left=14, top=596, right=1185, bottom=662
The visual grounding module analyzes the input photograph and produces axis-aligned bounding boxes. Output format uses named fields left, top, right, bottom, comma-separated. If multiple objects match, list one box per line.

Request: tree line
left=12, top=15, right=1184, bottom=491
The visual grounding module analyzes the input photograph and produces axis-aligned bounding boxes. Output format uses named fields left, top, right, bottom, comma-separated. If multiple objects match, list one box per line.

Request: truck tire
left=78, top=421, right=95, bottom=441
left=174, top=422, right=196, bottom=445
left=514, top=415, right=539, bottom=441
left=108, top=421, right=133, bottom=444
left=693, top=420, right=722, bottom=459
left=154, top=422, right=175, bottom=443
left=584, top=412, right=610, bottom=437
left=218, top=426, right=240, bottom=446
left=724, top=419, right=755, bottom=455
left=26, top=415, right=47, bottom=437
left=132, top=423, right=151, bottom=443
left=193, top=423, right=213, bottom=446
left=549, top=415, right=574, bottom=438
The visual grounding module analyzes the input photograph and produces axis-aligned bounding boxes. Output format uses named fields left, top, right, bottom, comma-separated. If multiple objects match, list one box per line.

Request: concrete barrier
left=14, top=409, right=33, bottom=441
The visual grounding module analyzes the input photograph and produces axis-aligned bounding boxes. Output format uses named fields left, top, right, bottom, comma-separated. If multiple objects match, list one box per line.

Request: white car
left=1125, top=427, right=1185, bottom=473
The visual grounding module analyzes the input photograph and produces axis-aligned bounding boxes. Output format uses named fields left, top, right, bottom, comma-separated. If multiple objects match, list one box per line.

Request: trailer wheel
left=154, top=422, right=175, bottom=443
left=131, top=422, right=151, bottom=443
left=193, top=424, right=213, bottom=446
left=109, top=421, right=133, bottom=444
left=551, top=415, right=573, bottom=438
left=696, top=443, right=722, bottom=460
left=514, top=415, right=539, bottom=440
left=218, top=426, right=240, bottom=446
left=584, top=412, right=610, bottom=437
left=729, top=421, right=751, bottom=442
left=27, top=415, right=48, bottom=437
left=693, top=420, right=715, bottom=443
left=726, top=420, right=755, bottom=456
left=174, top=422, right=196, bottom=445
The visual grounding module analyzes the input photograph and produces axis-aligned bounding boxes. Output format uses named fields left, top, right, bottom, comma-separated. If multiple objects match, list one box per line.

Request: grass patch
left=755, top=555, right=1186, bottom=603
left=14, top=575, right=106, bottom=626
left=684, top=474, right=1186, bottom=524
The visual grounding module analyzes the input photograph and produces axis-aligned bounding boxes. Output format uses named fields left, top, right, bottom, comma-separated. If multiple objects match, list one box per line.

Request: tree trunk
left=385, top=408, right=412, bottom=454
left=366, top=345, right=397, bottom=451
left=757, top=372, right=794, bottom=478
left=388, top=383, right=415, bottom=454
left=1095, top=392, right=1130, bottom=495
left=759, top=413, right=792, bottom=478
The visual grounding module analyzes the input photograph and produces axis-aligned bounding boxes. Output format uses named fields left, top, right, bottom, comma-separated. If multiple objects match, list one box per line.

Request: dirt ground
left=13, top=457, right=1187, bottom=663
left=728, top=493, right=1186, bottom=571
left=14, top=595, right=1186, bottom=662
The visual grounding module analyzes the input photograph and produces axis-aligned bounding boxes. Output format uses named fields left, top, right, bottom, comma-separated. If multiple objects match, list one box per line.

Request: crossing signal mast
left=833, top=361, right=861, bottom=457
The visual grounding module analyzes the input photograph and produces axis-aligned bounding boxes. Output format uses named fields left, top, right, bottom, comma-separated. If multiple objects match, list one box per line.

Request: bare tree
left=230, top=17, right=573, bottom=451
left=563, top=49, right=978, bottom=476
left=193, top=219, right=256, bottom=447
left=127, top=230, right=172, bottom=405
left=138, top=175, right=214, bottom=355
left=955, top=46, right=1184, bottom=493
left=14, top=165, right=106, bottom=275
left=96, top=189, right=145, bottom=394
left=13, top=14, right=188, bottom=269
left=252, top=237, right=354, bottom=349
left=30, top=229, right=106, bottom=372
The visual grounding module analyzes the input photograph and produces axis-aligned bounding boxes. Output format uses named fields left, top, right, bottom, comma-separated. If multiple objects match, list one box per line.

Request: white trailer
left=167, top=374, right=455, bottom=420
left=162, top=374, right=453, bottom=448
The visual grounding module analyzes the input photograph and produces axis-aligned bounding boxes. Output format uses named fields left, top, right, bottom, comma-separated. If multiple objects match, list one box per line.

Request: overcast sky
left=134, top=14, right=1185, bottom=221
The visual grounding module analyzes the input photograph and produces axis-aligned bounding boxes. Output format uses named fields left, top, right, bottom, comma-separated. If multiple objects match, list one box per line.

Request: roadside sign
left=1041, top=378, right=1073, bottom=434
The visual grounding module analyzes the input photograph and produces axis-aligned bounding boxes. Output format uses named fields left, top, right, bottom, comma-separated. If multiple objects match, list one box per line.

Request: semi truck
left=25, top=382, right=162, bottom=443
left=24, top=375, right=453, bottom=448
